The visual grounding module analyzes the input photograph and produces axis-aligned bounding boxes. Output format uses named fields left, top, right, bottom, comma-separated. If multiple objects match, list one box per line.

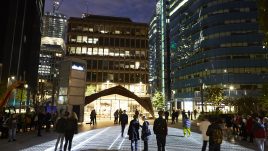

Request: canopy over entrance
left=85, top=85, right=154, bottom=116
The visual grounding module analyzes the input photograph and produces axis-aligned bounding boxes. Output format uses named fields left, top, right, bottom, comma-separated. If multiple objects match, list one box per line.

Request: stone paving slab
left=13, top=126, right=255, bottom=151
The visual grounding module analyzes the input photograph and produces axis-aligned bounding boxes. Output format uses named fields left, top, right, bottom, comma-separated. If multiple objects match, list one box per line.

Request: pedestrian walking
left=128, top=114, right=140, bottom=151
left=206, top=117, right=223, bottom=151
left=140, top=116, right=151, bottom=151
left=54, top=112, right=67, bottom=151
left=114, top=109, right=119, bottom=124
left=37, top=110, right=45, bottom=137
left=199, top=116, right=211, bottom=151
left=164, top=111, right=169, bottom=123
left=64, top=112, right=78, bottom=151
left=153, top=111, right=167, bottom=151
left=194, top=109, right=198, bottom=119
left=171, top=110, right=176, bottom=124
left=7, top=114, right=17, bottom=142
left=121, top=110, right=128, bottom=137
left=183, top=116, right=191, bottom=137
left=90, top=109, right=97, bottom=125
left=118, top=109, right=123, bottom=124
left=253, top=117, right=266, bottom=151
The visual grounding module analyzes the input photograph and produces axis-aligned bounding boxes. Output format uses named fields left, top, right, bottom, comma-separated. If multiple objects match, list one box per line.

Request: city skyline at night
left=45, top=0, right=156, bottom=23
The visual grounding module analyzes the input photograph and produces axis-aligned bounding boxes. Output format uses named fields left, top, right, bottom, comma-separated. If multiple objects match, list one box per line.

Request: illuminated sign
left=71, top=62, right=85, bottom=71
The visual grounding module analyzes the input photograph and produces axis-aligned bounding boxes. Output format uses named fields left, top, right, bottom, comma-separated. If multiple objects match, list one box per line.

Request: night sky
left=45, top=0, right=157, bottom=23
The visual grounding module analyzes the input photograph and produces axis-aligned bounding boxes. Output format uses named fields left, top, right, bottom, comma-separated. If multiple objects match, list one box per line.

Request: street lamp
left=200, top=83, right=205, bottom=113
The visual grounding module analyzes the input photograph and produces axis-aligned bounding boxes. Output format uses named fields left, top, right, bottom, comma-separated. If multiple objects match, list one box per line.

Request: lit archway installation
left=85, top=85, right=154, bottom=116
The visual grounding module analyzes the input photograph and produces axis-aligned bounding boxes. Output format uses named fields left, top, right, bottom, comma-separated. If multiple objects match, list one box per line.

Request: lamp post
left=200, top=83, right=205, bottom=113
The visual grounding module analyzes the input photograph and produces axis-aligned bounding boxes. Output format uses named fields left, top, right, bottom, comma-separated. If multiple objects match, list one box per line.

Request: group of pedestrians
left=54, top=111, right=78, bottom=151
left=198, top=113, right=268, bottom=151
left=125, top=110, right=167, bottom=151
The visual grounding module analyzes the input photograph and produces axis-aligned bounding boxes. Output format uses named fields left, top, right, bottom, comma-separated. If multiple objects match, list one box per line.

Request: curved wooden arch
left=85, top=85, right=154, bottom=116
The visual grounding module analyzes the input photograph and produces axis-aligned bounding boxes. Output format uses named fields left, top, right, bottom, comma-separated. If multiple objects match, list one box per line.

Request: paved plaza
left=0, top=124, right=257, bottom=151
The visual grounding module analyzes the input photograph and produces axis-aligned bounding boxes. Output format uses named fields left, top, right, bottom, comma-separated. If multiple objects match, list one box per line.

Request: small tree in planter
left=152, top=91, right=165, bottom=111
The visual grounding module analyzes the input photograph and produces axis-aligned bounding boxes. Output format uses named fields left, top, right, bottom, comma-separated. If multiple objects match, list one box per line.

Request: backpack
left=212, top=127, right=223, bottom=144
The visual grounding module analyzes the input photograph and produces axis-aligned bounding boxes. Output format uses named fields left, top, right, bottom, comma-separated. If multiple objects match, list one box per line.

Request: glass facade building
left=149, top=0, right=171, bottom=108
left=66, top=14, right=149, bottom=120
left=38, top=12, right=66, bottom=104
left=169, top=0, right=268, bottom=112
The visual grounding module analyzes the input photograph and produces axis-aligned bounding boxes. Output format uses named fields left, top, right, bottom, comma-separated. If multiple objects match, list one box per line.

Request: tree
left=15, top=89, right=27, bottom=102
left=205, top=87, right=224, bottom=110
left=85, top=85, right=96, bottom=96
left=152, top=91, right=165, bottom=110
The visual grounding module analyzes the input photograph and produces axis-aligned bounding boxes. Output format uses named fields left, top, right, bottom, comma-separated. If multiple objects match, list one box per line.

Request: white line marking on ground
left=118, top=137, right=125, bottom=150
left=72, top=127, right=111, bottom=150
left=108, top=133, right=121, bottom=150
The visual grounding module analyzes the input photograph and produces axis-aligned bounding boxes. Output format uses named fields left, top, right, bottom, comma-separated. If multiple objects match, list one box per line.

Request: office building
left=148, top=0, right=171, bottom=108
left=37, top=12, right=67, bottom=105
left=169, top=0, right=268, bottom=111
left=67, top=14, right=149, bottom=120
left=0, top=0, right=45, bottom=106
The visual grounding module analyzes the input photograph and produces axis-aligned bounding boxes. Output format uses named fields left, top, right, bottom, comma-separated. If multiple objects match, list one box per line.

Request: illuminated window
left=104, top=48, right=109, bottom=55
left=135, top=62, right=140, bottom=69
left=82, top=36, right=87, bottom=43
left=93, top=48, right=98, bottom=55
left=77, top=36, right=82, bottom=43
left=70, top=47, right=76, bottom=54
left=76, top=47, right=82, bottom=54
left=87, top=48, right=92, bottom=55
left=115, top=30, right=121, bottom=34
left=82, top=47, right=87, bottom=54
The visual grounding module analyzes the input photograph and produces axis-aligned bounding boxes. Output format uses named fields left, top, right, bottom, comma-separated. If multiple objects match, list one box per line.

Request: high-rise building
left=169, top=0, right=268, bottom=112
left=42, top=12, right=67, bottom=39
left=38, top=12, right=67, bottom=105
left=66, top=14, right=149, bottom=120
left=149, top=0, right=171, bottom=108
left=0, top=0, right=45, bottom=102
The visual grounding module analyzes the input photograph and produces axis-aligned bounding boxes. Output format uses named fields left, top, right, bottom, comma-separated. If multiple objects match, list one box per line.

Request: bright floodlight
left=229, top=85, right=234, bottom=90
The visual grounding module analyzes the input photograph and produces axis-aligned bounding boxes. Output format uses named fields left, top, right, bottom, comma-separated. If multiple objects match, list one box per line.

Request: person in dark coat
left=54, top=112, right=67, bottom=151
left=120, top=110, right=128, bottom=137
left=171, top=110, right=176, bottom=124
left=37, top=110, right=45, bottom=137
left=114, top=110, right=119, bottom=124
left=64, top=112, right=78, bottom=151
left=164, top=111, right=169, bottom=123
left=153, top=111, right=168, bottom=151
left=90, top=109, right=97, bottom=125
left=141, top=116, right=151, bottom=151
left=128, top=114, right=140, bottom=151
left=118, top=109, right=123, bottom=124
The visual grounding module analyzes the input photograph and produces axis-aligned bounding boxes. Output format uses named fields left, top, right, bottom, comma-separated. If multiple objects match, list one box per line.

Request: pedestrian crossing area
left=21, top=126, right=254, bottom=151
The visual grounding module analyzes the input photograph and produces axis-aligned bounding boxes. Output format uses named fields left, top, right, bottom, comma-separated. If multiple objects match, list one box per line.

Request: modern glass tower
left=169, top=0, right=268, bottom=112
left=149, top=0, right=171, bottom=108
left=38, top=12, right=67, bottom=105
left=66, top=14, right=149, bottom=120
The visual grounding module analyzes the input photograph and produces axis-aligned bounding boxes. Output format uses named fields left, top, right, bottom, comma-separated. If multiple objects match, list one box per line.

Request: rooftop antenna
left=52, top=0, right=63, bottom=13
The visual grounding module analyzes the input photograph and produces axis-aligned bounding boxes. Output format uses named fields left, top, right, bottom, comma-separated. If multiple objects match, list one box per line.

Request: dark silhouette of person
left=114, top=109, right=119, bottom=124
left=90, top=109, right=97, bottom=125
left=118, top=109, right=123, bottom=124
left=120, top=110, right=128, bottom=137
left=64, top=112, right=78, bottom=151
left=164, top=111, right=169, bottom=123
left=153, top=111, right=168, bottom=151
left=128, top=114, right=140, bottom=151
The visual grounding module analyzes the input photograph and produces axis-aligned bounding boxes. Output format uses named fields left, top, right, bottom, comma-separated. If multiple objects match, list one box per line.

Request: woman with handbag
left=141, top=116, right=151, bottom=151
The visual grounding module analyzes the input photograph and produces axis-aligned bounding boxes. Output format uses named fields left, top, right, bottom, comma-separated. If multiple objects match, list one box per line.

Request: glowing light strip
left=169, top=0, right=189, bottom=16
